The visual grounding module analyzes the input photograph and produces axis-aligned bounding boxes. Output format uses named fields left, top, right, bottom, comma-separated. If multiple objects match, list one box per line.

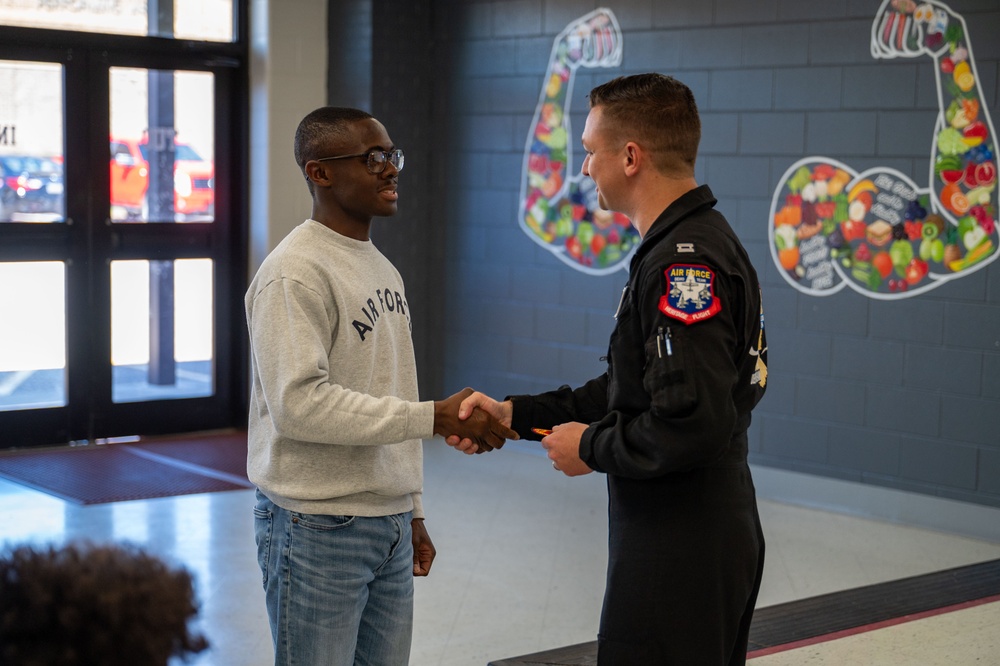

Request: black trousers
left=597, top=466, right=765, bottom=665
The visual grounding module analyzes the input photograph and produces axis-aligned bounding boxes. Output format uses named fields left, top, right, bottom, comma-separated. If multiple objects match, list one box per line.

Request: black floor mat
left=0, top=430, right=251, bottom=504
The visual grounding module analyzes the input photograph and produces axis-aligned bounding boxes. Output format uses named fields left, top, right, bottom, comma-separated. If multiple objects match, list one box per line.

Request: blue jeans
left=253, top=490, right=414, bottom=666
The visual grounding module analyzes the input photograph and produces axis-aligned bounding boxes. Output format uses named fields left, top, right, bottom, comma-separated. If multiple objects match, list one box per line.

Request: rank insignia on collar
left=658, top=264, right=722, bottom=324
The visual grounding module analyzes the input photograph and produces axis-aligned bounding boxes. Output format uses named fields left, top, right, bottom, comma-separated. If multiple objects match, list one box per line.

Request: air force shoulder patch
left=658, top=264, right=722, bottom=324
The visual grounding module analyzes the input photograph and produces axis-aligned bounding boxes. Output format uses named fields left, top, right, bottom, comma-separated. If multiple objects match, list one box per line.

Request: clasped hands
left=433, top=388, right=518, bottom=453
left=438, top=388, right=592, bottom=476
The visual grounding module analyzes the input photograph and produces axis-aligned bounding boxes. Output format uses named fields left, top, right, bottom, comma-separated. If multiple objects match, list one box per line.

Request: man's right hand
left=433, top=388, right=518, bottom=454
left=442, top=391, right=515, bottom=454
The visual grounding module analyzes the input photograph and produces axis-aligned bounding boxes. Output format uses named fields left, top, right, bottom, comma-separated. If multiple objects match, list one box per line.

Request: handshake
left=432, top=388, right=517, bottom=453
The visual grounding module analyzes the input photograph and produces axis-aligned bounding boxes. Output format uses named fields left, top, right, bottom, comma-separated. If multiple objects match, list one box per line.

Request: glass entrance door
left=108, top=66, right=217, bottom=405
left=0, top=21, right=246, bottom=447
left=0, top=59, right=66, bottom=419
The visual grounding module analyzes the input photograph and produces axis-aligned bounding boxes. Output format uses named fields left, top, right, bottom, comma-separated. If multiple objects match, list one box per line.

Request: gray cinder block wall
left=344, top=0, right=1000, bottom=510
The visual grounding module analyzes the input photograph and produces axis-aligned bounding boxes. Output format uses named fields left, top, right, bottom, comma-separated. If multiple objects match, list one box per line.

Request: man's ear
left=304, top=161, right=330, bottom=186
left=623, top=142, right=641, bottom=176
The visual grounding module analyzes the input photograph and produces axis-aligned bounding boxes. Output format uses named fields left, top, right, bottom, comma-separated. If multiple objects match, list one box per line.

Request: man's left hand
left=542, top=422, right=593, bottom=477
left=411, top=519, right=436, bottom=576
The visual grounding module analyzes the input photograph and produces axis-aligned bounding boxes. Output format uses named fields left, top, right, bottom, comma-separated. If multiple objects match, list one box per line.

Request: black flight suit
left=509, top=185, right=768, bottom=665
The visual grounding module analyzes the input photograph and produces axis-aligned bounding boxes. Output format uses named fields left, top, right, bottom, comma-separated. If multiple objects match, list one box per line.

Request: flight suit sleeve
left=508, top=375, right=610, bottom=441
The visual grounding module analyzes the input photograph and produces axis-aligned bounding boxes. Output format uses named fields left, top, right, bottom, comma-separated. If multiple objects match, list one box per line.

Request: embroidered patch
left=658, top=264, right=722, bottom=324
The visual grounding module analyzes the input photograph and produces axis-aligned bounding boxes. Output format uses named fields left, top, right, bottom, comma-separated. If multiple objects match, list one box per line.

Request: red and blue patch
left=658, top=264, right=722, bottom=324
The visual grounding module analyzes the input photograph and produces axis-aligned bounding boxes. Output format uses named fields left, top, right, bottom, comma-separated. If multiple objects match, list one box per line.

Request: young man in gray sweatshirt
left=245, top=107, right=515, bottom=666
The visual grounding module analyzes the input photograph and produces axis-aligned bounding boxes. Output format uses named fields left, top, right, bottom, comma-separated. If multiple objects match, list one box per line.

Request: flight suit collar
left=629, top=184, right=718, bottom=273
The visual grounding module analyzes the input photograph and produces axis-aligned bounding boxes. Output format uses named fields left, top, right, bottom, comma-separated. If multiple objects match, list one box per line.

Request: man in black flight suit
left=450, top=72, right=769, bottom=665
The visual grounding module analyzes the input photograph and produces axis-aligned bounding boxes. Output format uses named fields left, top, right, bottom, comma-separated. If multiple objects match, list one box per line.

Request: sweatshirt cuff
left=411, top=491, right=425, bottom=520
left=410, top=400, right=436, bottom=440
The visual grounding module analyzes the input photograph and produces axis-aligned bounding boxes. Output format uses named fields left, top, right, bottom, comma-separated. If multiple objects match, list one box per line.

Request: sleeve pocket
left=642, top=331, right=697, bottom=418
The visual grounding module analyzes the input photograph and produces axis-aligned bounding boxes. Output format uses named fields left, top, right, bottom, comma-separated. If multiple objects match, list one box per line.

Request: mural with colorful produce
left=770, top=0, right=997, bottom=299
left=519, top=8, right=634, bottom=275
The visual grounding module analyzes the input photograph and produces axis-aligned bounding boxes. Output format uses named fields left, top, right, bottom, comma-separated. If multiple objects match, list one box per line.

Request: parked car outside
left=0, top=155, right=64, bottom=222
left=109, top=136, right=214, bottom=221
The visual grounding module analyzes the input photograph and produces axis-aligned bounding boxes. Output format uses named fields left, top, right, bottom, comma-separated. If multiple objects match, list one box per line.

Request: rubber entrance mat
left=0, top=430, right=252, bottom=504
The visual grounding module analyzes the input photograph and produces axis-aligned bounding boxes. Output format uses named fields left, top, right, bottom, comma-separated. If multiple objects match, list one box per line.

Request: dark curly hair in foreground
left=0, top=542, right=209, bottom=665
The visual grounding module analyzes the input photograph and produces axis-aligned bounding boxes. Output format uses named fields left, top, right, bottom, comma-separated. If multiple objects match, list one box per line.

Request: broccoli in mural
left=770, top=0, right=998, bottom=299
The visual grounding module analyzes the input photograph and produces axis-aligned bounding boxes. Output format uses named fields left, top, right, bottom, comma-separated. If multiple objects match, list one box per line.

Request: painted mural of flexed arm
left=872, top=0, right=997, bottom=272
left=518, top=8, right=635, bottom=275
left=770, top=0, right=996, bottom=299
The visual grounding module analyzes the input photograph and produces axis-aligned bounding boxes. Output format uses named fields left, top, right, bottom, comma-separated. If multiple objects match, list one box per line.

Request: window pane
left=110, top=259, right=214, bottom=403
left=0, top=60, right=64, bottom=224
left=0, top=0, right=234, bottom=42
left=110, top=68, right=215, bottom=223
left=0, top=261, right=66, bottom=411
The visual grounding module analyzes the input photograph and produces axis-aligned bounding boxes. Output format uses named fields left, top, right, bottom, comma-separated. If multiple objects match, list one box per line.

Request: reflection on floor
left=1, top=438, right=999, bottom=666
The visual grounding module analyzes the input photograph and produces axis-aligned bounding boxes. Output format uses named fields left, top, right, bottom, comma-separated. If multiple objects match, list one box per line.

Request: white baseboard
left=751, top=465, right=1000, bottom=544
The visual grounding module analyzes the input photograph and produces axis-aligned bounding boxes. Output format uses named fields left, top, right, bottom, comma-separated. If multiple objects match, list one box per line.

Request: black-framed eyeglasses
left=315, top=148, right=404, bottom=174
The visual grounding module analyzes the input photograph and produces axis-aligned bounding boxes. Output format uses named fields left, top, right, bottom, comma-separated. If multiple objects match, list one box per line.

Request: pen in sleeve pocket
left=657, top=326, right=673, bottom=357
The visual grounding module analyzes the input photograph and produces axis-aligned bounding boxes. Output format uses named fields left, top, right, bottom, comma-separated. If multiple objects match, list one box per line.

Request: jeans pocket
left=253, top=507, right=273, bottom=588
left=291, top=513, right=356, bottom=531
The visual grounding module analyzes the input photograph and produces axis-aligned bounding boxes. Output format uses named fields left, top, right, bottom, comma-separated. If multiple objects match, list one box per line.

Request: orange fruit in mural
left=940, top=183, right=970, bottom=215
left=779, top=247, right=800, bottom=270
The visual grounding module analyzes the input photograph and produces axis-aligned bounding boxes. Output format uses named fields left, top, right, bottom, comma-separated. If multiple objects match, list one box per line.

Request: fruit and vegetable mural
left=770, top=0, right=997, bottom=298
left=519, top=8, right=636, bottom=276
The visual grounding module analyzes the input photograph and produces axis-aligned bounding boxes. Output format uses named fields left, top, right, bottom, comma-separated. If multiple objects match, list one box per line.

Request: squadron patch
left=659, top=264, right=722, bottom=324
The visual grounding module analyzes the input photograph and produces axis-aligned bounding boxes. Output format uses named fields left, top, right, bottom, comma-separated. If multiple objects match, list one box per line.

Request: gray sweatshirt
left=245, top=220, right=435, bottom=518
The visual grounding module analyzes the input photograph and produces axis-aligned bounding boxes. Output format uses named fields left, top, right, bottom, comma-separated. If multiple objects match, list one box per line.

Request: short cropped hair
left=0, top=542, right=208, bottom=665
left=588, top=73, right=701, bottom=177
left=294, top=107, right=375, bottom=192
